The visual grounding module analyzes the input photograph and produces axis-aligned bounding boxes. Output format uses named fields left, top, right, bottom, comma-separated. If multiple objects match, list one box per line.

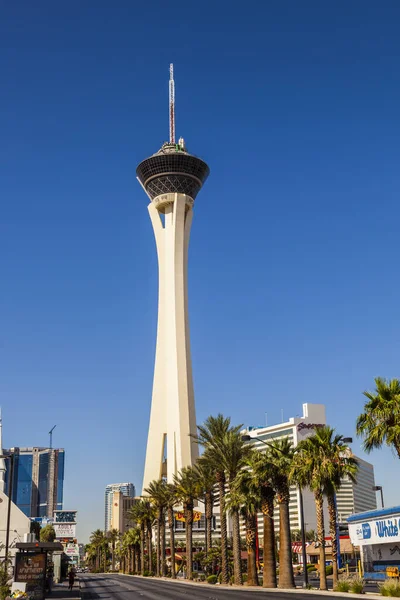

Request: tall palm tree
left=128, top=500, right=154, bottom=574
left=248, top=450, right=278, bottom=588
left=124, top=527, right=141, bottom=574
left=174, top=466, right=201, bottom=580
left=90, top=529, right=105, bottom=571
left=195, top=414, right=250, bottom=585
left=107, top=529, right=120, bottom=571
left=164, top=483, right=178, bottom=579
left=144, top=479, right=168, bottom=577
left=268, top=438, right=295, bottom=589
left=194, top=460, right=215, bottom=555
left=304, top=426, right=358, bottom=588
left=292, top=433, right=329, bottom=590
left=357, top=377, right=400, bottom=458
left=226, top=470, right=261, bottom=587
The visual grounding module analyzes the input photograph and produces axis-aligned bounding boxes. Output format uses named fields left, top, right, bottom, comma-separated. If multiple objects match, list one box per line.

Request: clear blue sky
left=1, top=0, right=400, bottom=542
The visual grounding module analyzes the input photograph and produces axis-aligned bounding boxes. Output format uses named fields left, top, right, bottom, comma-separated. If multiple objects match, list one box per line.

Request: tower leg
left=142, top=194, right=198, bottom=493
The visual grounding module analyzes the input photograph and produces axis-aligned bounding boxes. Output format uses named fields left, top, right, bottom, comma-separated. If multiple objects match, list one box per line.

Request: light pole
left=0, top=450, right=16, bottom=566
left=373, top=485, right=384, bottom=508
left=241, top=434, right=308, bottom=587
left=335, top=437, right=353, bottom=570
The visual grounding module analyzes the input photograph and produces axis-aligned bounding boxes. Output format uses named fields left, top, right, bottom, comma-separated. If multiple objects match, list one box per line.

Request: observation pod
left=136, top=141, right=210, bottom=211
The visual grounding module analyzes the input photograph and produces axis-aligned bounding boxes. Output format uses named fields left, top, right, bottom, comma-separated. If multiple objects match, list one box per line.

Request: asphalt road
left=80, top=573, right=376, bottom=600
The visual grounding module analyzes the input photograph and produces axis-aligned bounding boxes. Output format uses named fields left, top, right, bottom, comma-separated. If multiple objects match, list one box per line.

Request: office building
left=336, top=456, right=377, bottom=521
left=105, top=482, right=135, bottom=531
left=136, top=65, right=209, bottom=491
left=4, top=446, right=64, bottom=518
left=110, top=491, right=139, bottom=533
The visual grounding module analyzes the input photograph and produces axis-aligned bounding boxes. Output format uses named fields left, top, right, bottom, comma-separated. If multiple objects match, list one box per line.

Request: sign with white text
left=349, top=515, right=400, bottom=546
left=54, top=523, right=76, bottom=538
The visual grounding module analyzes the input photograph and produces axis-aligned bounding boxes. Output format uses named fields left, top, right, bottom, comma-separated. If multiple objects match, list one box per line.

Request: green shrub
left=143, top=570, right=151, bottom=577
left=349, top=577, right=364, bottom=594
left=335, top=579, right=350, bottom=593
left=198, top=573, right=206, bottom=582
left=380, top=580, right=400, bottom=597
left=325, top=565, right=333, bottom=576
left=307, top=564, right=317, bottom=572
left=242, top=574, right=248, bottom=582
left=192, top=572, right=198, bottom=580
left=207, top=575, right=218, bottom=585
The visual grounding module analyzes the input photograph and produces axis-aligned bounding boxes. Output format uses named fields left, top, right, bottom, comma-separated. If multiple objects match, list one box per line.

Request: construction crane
left=169, top=63, right=175, bottom=144
left=49, top=424, right=56, bottom=449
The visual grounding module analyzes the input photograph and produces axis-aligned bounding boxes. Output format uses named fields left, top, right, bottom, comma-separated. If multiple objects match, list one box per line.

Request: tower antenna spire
left=169, top=63, right=175, bottom=144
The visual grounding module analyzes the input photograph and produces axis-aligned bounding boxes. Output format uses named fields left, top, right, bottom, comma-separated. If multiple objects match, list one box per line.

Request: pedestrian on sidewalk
left=68, top=569, right=75, bottom=591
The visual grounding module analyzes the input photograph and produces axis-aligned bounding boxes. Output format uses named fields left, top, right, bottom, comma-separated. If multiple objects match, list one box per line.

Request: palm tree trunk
left=135, top=546, right=140, bottom=575
left=147, top=524, right=153, bottom=574
left=160, top=512, right=166, bottom=577
left=112, top=542, right=115, bottom=571
left=315, top=491, right=327, bottom=591
left=262, top=493, right=277, bottom=588
left=140, top=525, right=145, bottom=575
left=277, top=492, right=295, bottom=589
left=217, top=472, right=229, bottom=584
left=168, top=507, right=176, bottom=579
left=327, top=493, right=338, bottom=588
left=231, top=508, right=243, bottom=585
left=156, top=517, right=161, bottom=577
left=205, top=491, right=213, bottom=554
left=246, top=514, right=259, bottom=587
left=185, top=502, right=194, bottom=580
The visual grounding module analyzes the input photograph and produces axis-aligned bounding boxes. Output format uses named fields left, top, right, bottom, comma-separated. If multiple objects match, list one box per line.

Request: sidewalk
left=49, top=582, right=80, bottom=600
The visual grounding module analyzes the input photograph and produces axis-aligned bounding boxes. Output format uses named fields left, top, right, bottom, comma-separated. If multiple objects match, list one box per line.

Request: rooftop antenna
left=49, top=425, right=56, bottom=449
left=169, top=63, right=175, bottom=144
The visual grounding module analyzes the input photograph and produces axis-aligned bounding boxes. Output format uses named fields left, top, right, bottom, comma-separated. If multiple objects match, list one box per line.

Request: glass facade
left=4, top=448, right=65, bottom=518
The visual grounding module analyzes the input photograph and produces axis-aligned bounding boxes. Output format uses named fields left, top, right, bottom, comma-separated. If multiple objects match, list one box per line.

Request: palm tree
left=357, top=377, right=400, bottom=458
left=195, top=414, right=250, bottom=585
left=226, top=469, right=261, bottom=587
left=107, top=528, right=120, bottom=571
left=194, top=460, right=215, bottom=555
left=291, top=434, right=329, bottom=590
left=144, top=479, right=168, bottom=577
left=125, top=527, right=141, bottom=574
left=268, top=438, right=295, bottom=589
left=174, top=466, right=201, bottom=580
left=164, top=483, right=178, bottom=579
left=90, top=529, right=105, bottom=571
left=248, top=450, right=278, bottom=588
left=305, top=426, right=358, bottom=588
left=128, top=500, right=154, bottom=574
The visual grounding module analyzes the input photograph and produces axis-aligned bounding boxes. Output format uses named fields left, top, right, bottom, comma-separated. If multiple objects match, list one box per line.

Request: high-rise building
left=104, top=483, right=135, bottom=532
left=4, top=446, right=64, bottom=518
left=136, top=65, right=209, bottom=491
left=110, top=491, right=139, bottom=534
left=336, top=457, right=377, bottom=521
left=241, top=404, right=377, bottom=537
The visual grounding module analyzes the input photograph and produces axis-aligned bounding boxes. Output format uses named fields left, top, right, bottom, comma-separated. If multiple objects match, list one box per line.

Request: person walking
left=68, top=569, right=75, bottom=591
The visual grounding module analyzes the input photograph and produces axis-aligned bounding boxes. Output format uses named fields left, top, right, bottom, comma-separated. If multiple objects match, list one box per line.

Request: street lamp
left=373, top=485, right=384, bottom=508
left=0, top=450, right=16, bottom=566
left=241, top=434, right=309, bottom=587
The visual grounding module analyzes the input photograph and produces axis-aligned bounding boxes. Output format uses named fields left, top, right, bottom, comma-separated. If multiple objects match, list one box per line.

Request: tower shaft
left=142, top=194, right=198, bottom=491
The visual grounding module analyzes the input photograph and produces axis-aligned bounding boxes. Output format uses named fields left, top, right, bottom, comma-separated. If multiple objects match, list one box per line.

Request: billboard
left=54, top=510, right=77, bottom=523
left=64, top=544, right=80, bottom=556
left=15, top=552, right=46, bottom=600
left=349, top=515, right=400, bottom=546
left=54, top=523, right=76, bottom=538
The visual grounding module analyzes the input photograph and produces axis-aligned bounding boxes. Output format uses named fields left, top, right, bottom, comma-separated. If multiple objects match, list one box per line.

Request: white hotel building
left=241, top=403, right=376, bottom=537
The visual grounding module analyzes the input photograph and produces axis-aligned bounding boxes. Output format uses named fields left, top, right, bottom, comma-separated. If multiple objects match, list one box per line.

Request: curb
left=110, top=573, right=383, bottom=599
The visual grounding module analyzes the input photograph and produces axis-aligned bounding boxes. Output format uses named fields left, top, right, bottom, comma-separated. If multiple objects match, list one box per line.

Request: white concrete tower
left=137, top=65, right=209, bottom=491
